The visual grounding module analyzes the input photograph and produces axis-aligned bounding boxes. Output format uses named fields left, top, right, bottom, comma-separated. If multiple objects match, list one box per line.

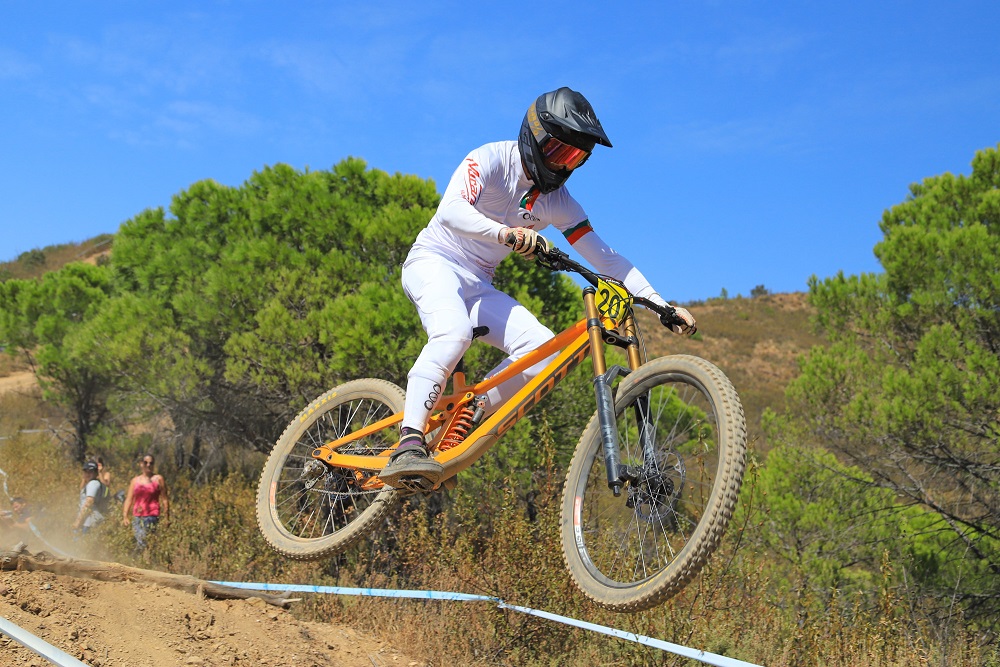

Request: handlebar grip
left=659, top=306, right=682, bottom=327
left=660, top=307, right=697, bottom=335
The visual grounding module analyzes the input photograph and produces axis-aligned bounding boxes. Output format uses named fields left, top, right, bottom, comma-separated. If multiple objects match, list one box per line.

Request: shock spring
left=438, top=406, right=476, bottom=451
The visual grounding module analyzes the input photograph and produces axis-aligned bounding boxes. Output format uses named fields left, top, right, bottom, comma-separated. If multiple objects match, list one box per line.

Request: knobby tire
left=256, top=379, right=402, bottom=560
left=560, top=355, right=747, bottom=612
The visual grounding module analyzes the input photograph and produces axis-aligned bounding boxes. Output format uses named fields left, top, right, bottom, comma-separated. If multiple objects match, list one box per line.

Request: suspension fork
left=584, top=287, right=630, bottom=497
left=585, top=291, right=656, bottom=495
left=620, top=313, right=659, bottom=471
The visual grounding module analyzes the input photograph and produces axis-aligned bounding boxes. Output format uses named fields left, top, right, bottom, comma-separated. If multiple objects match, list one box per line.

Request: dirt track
left=0, top=372, right=425, bottom=667
left=0, top=568, right=425, bottom=667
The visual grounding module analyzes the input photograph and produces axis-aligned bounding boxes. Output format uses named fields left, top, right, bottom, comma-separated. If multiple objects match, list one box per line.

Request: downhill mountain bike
left=256, top=243, right=747, bottom=612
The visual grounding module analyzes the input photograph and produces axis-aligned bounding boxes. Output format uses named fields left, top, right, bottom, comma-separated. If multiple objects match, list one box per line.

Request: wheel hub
left=299, top=460, right=328, bottom=490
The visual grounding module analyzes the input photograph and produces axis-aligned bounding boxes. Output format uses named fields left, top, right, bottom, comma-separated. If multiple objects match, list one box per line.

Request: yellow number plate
left=596, top=278, right=632, bottom=326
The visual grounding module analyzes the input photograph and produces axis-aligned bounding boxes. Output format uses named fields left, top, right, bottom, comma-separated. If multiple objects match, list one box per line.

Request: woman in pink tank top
left=122, top=454, right=170, bottom=551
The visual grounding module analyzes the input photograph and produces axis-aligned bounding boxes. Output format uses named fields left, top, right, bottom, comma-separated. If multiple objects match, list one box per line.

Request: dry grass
left=294, top=481, right=995, bottom=667
left=0, top=390, right=99, bottom=560
left=0, top=234, right=113, bottom=281
left=0, top=350, right=32, bottom=377
left=4, top=236, right=992, bottom=665
left=1, top=302, right=995, bottom=665
left=638, top=293, right=826, bottom=454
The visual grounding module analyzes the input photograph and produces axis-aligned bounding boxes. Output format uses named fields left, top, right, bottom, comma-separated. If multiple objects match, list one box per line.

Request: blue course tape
left=213, top=581, right=493, bottom=601
left=0, top=465, right=12, bottom=499
left=210, top=581, right=761, bottom=667
left=0, top=615, right=90, bottom=667
left=496, top=601, right=759, bottom=667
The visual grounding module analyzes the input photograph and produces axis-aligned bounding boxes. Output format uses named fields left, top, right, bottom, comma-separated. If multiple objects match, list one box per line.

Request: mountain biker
left=379, top=87, right=697, bottom=487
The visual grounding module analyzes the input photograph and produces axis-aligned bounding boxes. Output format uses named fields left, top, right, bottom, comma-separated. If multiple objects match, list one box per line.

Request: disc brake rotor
left=626, top=449, right=686, bottom=525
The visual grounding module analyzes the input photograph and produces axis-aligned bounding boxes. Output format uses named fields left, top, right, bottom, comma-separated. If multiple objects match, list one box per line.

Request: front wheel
left=256, top=379, right=403, bottom=560
left=561, top=355, right=747, bottom=612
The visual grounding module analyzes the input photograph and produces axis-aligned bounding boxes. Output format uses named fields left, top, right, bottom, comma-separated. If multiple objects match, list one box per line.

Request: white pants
left=400, top=253, right=556, bottom=432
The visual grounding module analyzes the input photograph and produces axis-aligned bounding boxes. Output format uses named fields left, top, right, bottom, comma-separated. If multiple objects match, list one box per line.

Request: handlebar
left=532, top=239, right=687, bottom=331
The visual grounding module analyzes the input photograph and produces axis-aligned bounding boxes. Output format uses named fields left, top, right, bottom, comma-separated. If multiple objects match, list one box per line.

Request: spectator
left=80, top=455, right=113, bottom=490
left=96, top=456, right=113, bottom=489
left=122, top=454, right=169, bottom=550
left=0, top=496, right=33, bottom=544
left=73, top=461, right=108, bottom=533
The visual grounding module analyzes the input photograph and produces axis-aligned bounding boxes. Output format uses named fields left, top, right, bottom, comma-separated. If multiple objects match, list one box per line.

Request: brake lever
left=633, top=297, right=685, bottom=329
left=659, top=305, right=697, bottom=335
left=535, top=245, right=569, bottom=272
left=659, top=308, right=682, bottom=328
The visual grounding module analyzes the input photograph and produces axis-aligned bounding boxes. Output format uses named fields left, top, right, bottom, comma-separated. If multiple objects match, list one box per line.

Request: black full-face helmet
left=519, top=87, right=613, bottom=194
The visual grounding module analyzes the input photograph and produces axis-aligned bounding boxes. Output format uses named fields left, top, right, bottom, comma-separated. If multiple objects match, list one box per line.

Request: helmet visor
left=540, top=137, right=590, bottom=171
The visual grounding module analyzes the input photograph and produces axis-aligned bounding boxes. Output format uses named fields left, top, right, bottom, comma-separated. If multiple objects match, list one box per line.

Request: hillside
left=0, top=236, right=826, bottom=667
left=637, top=291, right=823, bottom=451
left=1, top=236, right=823, bottom=450
left=0, top=235, right=113, bottom=281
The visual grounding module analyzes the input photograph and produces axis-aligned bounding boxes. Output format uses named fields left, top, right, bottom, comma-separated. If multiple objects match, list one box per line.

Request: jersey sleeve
left=570, top=230, right=669, bottom=308
left=546, top=187, right=589, bottom=235
left=434, top=150, right=508, bottom=244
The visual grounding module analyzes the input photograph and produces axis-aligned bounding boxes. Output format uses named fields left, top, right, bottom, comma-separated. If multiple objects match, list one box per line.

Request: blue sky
left=2, top=2, right=998, bottom=302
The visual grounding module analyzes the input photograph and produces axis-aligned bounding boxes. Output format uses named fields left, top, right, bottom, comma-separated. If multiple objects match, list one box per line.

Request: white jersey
left=409, top=141, right=667, bottom=307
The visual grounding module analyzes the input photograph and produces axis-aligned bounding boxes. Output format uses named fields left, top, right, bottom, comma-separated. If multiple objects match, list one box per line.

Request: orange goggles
left=540, top=137, right=590, bottom=171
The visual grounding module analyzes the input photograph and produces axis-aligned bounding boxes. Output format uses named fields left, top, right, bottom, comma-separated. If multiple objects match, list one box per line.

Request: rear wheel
left=256, top=379, right=402, bottom=560
left=561, top=355, right=747, bottom=612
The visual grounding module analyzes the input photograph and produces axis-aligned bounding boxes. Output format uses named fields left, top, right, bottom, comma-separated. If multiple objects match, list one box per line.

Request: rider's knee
left=507, top=325, right=554, bottom=358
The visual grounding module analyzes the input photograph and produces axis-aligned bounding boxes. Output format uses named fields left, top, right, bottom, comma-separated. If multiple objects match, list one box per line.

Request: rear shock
left=437, top=395, right=488, bottom=451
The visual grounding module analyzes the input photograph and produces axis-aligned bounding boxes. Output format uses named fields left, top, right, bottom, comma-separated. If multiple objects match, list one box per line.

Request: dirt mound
left=0, top=372, right=37, bottom=396
left=0, top=569, right=425, bottom=667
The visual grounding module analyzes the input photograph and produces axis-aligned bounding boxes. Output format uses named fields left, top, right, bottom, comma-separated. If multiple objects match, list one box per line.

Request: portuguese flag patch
left=563, top=220, right=593, bottom=244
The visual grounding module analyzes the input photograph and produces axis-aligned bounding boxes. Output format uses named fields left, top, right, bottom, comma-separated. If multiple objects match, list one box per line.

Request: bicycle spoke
left=576, top=372, right=725, bottom=587
left=267, top=395, right=398, bottom=538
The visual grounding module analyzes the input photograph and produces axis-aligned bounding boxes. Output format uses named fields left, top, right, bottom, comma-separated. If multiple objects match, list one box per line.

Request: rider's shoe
left=379, top=431, right=443, bottom=488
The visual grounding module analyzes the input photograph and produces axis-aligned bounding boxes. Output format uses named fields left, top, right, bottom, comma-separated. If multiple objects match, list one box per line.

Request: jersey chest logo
left=519, top=186, right=541, bottom=225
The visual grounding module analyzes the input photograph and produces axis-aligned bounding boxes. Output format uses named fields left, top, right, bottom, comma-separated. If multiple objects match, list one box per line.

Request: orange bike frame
left=309, top=289, right=645, bottom=489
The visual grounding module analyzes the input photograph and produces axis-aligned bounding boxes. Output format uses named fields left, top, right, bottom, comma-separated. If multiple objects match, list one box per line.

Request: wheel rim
left=572, top=375, right=722, bottom=588
left=271, top=395, right=396, bottom=542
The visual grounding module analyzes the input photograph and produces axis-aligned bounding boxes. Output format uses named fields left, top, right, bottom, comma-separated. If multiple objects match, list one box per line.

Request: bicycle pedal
left=394, top=475, right=436, bottom=493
